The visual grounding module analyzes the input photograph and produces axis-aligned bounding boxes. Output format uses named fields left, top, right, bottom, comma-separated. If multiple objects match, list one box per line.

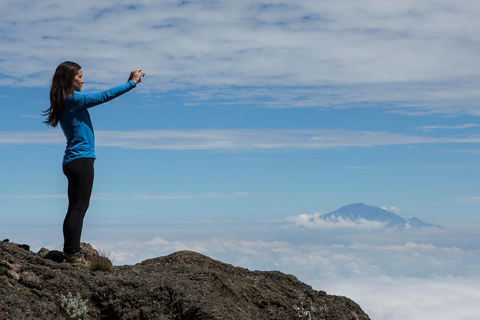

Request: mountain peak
left=323, top=203, right=443, bottom=231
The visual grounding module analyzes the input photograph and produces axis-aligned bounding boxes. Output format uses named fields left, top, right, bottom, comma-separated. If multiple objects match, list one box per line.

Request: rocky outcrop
left=0, top=240, right=370, bottom=320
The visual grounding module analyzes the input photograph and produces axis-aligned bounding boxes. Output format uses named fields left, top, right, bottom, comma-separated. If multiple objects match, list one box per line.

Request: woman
left=43, top=61, right=145, bottom=264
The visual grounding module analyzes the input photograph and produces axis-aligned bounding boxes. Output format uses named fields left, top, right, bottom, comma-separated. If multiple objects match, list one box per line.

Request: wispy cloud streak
left=1, top=129, right=480, bottom=151
left=2, top=191, right=250, bottom=201
left=417, top=124, right=480, bottom=130
left=92, top=192, right=250, bottom=200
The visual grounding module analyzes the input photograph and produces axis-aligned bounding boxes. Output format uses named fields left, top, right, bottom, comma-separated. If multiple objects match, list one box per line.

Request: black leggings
left=62, top=158, right=94, bottom=255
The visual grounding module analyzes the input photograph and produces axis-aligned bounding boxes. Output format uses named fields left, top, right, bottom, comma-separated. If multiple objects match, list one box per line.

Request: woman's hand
left=128, top=69, right=145, bottom=84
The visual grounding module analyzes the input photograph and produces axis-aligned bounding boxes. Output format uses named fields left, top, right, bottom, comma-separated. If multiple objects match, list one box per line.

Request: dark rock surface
left=0, top=240, right=370, bottom=320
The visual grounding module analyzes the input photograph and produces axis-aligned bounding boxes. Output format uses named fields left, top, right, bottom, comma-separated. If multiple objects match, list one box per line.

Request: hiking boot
left=65, top=252, right=87, bottom=265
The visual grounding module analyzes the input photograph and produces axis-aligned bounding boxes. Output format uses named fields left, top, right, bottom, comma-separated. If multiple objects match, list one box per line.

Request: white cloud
left=380, top=205, right=417, bottom=220
left=2, top=194, right=66, bottom=199
left=447, top=149, right=480, bottom=155
left=92, top=191, right=250, bottom=200
left=352, top=241, right=442, bottom=252
left=1, top=1, right=480, bottom=114
left=454, top=196, right=480, bottom=204
left=73, top=231, right=480, bottom=319
left=0, top=131, right=63, bottom=146
left=381, top=205, right=402, bottom=214
left=85, top=231, right=479, bottom=279
left=2, top=129, right=480, bottom=151
left=10, top=220, right=480, bottom=320
left=285, top=212, right=386, bottom=230
left=417, top=124, right=480, bottom=130
left=319, top=276, right=480, bottom=320
left=2, top=191, right=250, bottom=201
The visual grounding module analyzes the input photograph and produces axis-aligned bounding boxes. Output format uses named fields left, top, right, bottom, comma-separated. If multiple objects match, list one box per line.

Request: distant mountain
left=322, top=203, right=444, bottom=230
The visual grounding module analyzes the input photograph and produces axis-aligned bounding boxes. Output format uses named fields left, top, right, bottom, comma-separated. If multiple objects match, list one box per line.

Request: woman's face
left=73, top=69, right=84, bottom=92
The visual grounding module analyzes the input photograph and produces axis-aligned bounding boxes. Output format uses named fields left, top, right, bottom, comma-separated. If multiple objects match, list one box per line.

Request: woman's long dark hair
left=43, top=61, right=81, bottom=127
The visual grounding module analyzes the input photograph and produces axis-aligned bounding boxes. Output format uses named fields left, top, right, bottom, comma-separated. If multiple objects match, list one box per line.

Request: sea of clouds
left=7, top=213, right=477, bottom=320
left=99, top=218, right=480, bottom=320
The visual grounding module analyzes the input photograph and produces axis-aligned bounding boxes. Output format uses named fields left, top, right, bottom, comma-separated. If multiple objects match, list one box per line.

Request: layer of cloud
left=1, top=1, right=480, bottom=114
left=285, top=212, right=386, bottom=230
left=2, top=191, right=250, bottom=200
left=319, top=276, right=480, bottom=320
left=417, top=124, right=480, bottom=131
left=43, top=228, right=480, bottom=319
left=18, top=230, right=480, bottom=320
left=12, top=215, right=478, bottom=282
left=73, top=230, right=479, bottom=279
left=5, top=217, right=480, bottom=320
left=454, top=196, right=480, bottom=204
left=447, top=149, right=480, bottom=155
left=93, top=191, right=250, bottom=200
left=2, top=129, right=480, bottom=151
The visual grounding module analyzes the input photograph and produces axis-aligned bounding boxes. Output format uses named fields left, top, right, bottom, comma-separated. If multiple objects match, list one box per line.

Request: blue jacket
left=60, top=80, right=136, bottom=165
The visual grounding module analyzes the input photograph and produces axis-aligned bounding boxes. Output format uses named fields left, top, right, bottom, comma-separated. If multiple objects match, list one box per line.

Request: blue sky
left=1, top=1, right=480, bottom=319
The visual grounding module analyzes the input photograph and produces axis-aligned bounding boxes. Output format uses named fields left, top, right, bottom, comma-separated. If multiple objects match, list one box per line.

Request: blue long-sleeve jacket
left=60, top=80, right=136, bottom=165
